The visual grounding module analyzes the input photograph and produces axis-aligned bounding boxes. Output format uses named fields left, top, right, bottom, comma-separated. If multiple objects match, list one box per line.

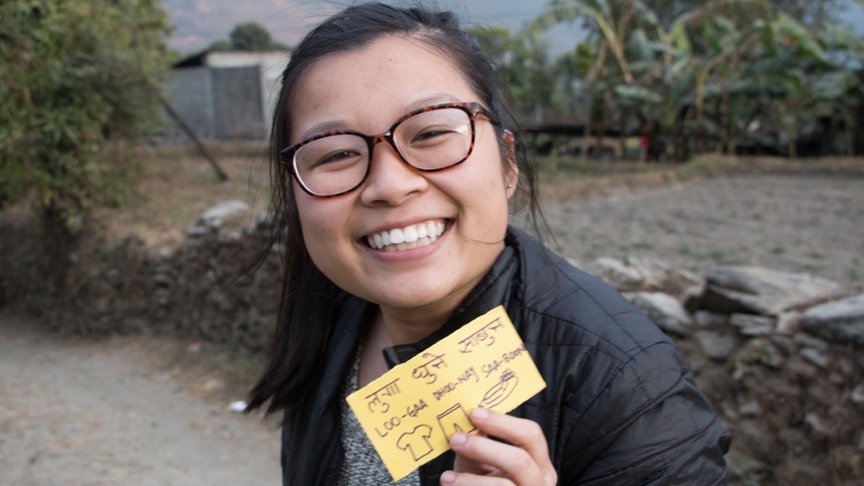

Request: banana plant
left=529, top=0, right=862, bottom=160
left=532, top=0, right=636, bottom=84
left=733, top=12, right=852, bottom=157
left=530, top=0, right=773, bottom=160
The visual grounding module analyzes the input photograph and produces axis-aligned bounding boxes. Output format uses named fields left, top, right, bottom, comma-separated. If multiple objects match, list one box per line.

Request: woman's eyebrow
left=298, top=94, right=463, bottom=140
left=300, top=120, right=350, bottom=140
left=407, top=94, right=461, bottom=110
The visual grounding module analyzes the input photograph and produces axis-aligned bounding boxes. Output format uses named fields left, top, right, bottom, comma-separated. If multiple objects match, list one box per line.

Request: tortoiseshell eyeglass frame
left=279, top=101, right=501, bottom=198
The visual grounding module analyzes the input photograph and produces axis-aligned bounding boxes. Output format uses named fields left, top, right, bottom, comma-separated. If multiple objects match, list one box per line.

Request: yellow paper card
left=346, top=305, right=547, bottom=481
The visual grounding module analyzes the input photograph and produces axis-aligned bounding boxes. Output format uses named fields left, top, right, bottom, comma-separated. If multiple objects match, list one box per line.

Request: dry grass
left=91, top=144, right=864, bottom=248
left=92, top=142, right=273, bottom=248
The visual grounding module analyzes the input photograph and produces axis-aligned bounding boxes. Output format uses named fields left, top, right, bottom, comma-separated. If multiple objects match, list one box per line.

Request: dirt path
left=1, top=173, right=861, bottom=485
left=0, top=314, right=281, bottom=486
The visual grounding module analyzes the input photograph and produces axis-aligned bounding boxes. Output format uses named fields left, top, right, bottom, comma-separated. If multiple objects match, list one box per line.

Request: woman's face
left=288, top=35, right=517, bottom=318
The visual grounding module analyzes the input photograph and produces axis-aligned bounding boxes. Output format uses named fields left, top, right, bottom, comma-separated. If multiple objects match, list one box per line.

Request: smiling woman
left=245, top=3, right=730, bottom=486
left=288, top=37, right=516, bottom=330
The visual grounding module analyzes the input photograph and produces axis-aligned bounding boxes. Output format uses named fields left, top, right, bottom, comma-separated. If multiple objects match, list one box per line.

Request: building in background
left=167, top=50, right=289, bottom=140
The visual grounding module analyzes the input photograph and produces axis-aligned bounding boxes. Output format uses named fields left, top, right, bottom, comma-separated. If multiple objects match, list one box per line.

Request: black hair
left=246, top=1, right=546, bottom=420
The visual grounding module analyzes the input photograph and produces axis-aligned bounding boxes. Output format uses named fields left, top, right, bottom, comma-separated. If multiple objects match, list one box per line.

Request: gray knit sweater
left=337, top=349, right=421, bottom=486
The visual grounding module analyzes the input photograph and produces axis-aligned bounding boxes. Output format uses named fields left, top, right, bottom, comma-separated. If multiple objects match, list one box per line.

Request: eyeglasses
left=280, top=102, right=500, bottom=197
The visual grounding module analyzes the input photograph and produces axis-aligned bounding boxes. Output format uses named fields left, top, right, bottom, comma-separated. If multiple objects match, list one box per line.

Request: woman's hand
left=440, top=408, right=557, bottom=485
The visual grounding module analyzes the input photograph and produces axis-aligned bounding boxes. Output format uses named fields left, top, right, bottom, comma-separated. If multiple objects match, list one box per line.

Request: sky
left=163, top=0, right=584, bottom=54
left=163, top=0, right=864, bottom=55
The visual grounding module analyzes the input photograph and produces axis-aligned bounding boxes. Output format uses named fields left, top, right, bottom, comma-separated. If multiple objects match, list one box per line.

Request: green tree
left=230, top=22, right=272, bottom=50
left=471, top=25, right=556, bottom=123
left=207, top=39, right=233, bottom=51
left=210, top=22, right=288, bottom=51
left=0, top=0, right=171, bottom=231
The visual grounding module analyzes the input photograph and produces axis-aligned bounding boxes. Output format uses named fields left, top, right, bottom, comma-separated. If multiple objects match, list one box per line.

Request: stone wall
left=587, top=257, right=864, bottom=484
left=0, top=202, right=281, bottom=351
left=1, top=202, right=862, bottom=484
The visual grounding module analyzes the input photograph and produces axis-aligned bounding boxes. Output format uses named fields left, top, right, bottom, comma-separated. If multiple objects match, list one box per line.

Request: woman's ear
left=503, top=130, right=519, bottom=198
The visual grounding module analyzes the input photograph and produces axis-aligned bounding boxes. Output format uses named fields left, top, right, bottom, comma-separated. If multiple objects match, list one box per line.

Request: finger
left=451, top=432, right=497, bottom=476
left=469, top=408, right=553, bottom=469
left=448, top=425, right=544, bottom=484
left=440, top=469, right=513, bottom=486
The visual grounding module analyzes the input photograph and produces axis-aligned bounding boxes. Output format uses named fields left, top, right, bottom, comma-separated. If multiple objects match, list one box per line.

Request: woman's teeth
left=367, top=221, right=445, bottom=251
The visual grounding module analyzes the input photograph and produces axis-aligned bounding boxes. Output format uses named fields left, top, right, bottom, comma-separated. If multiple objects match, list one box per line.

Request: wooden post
left=154, top=88, right=230, bottom=182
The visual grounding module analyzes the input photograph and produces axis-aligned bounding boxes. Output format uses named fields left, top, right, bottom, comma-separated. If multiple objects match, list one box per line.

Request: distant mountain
left=163, top=0, right=340, bottom=53
left=163, top=0, right=864, bottom=55
left=162, top=0, right=553, bottom=54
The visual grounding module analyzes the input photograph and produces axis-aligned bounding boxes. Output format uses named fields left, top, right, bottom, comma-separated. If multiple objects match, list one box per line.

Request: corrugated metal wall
left=166, top=65, right=265, bottom=140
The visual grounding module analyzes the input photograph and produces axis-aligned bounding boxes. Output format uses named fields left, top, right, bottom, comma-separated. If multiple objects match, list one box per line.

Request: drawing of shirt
left=396, top=425, right=434, bottom=462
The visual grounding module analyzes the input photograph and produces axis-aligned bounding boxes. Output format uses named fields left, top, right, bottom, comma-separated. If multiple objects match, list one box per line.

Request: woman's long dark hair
left=246, top=2, right=546, bottom=420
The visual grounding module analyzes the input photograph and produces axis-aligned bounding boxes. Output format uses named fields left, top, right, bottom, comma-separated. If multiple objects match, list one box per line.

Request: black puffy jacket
left=281, top=227, right=730, bottom=485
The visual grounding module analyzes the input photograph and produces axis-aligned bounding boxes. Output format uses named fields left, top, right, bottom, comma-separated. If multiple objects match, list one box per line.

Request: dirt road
left=0, top=315, right=281, bottom=486
left=1, top=172, right=861, bottom=485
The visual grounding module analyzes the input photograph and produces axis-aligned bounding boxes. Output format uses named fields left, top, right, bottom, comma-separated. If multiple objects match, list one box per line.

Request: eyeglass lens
left=294, top=107, right=473, bottom=196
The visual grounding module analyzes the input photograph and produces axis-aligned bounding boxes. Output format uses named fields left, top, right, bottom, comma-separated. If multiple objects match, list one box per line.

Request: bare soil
left=0, top=314, right=281, bottom=486
left=541, top=172, right=864, bottom=294
left=2, top=151, right=863, bottom=485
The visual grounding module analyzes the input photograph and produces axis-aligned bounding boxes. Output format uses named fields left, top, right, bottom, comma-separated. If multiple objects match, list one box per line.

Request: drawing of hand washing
left=478, top=369, right=517, bottom=409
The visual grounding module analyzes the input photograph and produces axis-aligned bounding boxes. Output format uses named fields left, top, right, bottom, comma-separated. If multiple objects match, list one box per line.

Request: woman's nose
left=358, top=142, right=428, bottom=206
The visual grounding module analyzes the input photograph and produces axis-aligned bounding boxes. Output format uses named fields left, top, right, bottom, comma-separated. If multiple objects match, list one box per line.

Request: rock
left=805, top=412, right=830, bottom=435
left=729, top=313, right=775, bottom=336
left=799, top=347, right=830, bottom=369
left=586, top=257, right=645, bottom=291
left=196, top=200, right=250, bottom=229
left=585, top=256, right=700, bottom=295
left=737, top=338, right=785, bottom=369
left=726, top=454, right=768, bottom=483
left=775, top=311, right=800, bottom=335
left=799, top=294, right=864, bottom=345
left=629, top=292, right=692, bottom=336
left=738, top=399, right=762, bottom=417
left=794, top=333, right=830, bottom=351
left=688, top=266, right=843, bottom=316
left=693, top=310, right=728, bottom=328
left=695, top=330, right=738, bottom=361
left=184, top=226, right=213, bottom=238
left=719, top=399, right=739, bottom=420
left=851, top=383, right=864, bottom=406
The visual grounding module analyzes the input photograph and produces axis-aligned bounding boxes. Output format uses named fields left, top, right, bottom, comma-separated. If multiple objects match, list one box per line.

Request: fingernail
left=472, top=407, right=489, bottom=420
left=450, top=432, right=468, bottom=446
left=441, top=471, right=456, bottom=483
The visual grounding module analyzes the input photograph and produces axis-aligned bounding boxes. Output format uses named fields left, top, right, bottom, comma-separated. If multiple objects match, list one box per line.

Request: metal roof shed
left=168, top=50, right=289, bottom=140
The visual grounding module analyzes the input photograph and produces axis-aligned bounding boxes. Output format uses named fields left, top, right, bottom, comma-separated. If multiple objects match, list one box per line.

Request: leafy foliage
left=470, top=25, right=557, bottom=122
left=209, top=22, right=288, bottom=51
left=522, top=0, right=864, bottom=160
left=0, top=0, right=171, bottom=231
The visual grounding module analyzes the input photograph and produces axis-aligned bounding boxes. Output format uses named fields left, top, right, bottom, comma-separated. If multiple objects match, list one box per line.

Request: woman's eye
left=313, top=150, right=362, bottom=168
left=412, top=127, right=456, bottom=143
